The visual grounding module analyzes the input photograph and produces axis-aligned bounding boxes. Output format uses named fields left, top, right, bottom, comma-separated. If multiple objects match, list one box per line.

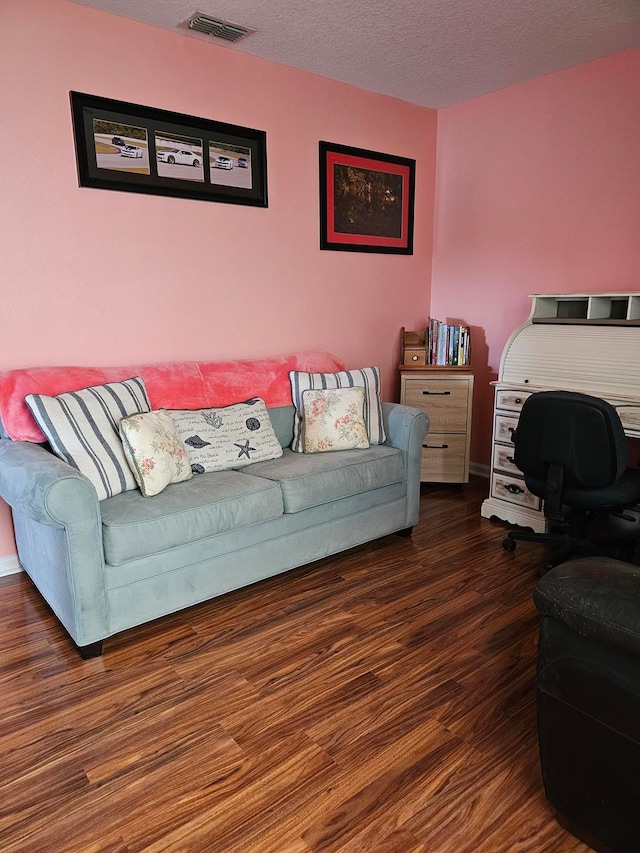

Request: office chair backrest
left=514, top=391, right=627, bottom=490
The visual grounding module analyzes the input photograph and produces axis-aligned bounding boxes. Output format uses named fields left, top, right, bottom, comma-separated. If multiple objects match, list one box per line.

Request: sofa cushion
left=289, top=366, right=385, bottom=452
left=240, top=445, right=404, bottom=513
left=169, top=398, right=282, bottom=474
left=25, top=377, right=151, bottom=501
left=101, top=470, right=284, bottom=565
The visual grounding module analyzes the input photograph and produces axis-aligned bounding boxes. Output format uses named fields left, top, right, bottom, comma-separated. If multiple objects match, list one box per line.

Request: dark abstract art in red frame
left=319, top=141, right=415, bottom=254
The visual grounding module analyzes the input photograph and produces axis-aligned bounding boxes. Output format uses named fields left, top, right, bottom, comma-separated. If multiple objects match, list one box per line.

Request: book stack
left=427, top=319, right=471, bottom=366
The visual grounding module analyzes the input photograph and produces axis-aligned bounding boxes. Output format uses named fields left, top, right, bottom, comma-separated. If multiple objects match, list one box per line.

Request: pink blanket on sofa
left=0, top=351, right=344, bottom=443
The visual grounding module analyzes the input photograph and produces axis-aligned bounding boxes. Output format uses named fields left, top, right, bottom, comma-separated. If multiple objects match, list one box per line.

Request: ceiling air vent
left=185, top=12, right=255, bottom=43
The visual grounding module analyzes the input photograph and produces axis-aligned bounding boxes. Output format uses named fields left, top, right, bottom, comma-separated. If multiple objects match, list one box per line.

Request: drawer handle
left=508, top=427, right=516, bottom=439
left=411, top=355, right=419, bottom=361
left=514, top=398, right=522, bottom=405
left=506, top=456, right=515, bottom=464
left=504, top=483, right=524, bottom=495
left=423, top=390, right=451, bottom=396
left=424, top=443, right=449, bottom=449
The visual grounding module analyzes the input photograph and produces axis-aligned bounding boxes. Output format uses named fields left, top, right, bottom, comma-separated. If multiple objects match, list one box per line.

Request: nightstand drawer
left=403, top=379, right=470, bottom=432
left=421, top=434, right=468, bottom=482
left=403, top=348, right=427, bottom=367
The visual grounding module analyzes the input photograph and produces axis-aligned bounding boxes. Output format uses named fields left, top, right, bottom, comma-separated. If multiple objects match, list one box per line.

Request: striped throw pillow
left=289, top=366, right=385, bottom=452
left=25, top=377, right=151, bottom=501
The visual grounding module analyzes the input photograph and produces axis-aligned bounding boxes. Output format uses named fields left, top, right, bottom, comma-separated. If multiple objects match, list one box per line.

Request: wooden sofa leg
left=395, top=526, right=414, bottom=538
left=76, top=640, right=103, bottom=659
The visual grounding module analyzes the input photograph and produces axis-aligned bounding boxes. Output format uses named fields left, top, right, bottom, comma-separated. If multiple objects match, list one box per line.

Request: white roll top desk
left=481, top=293, right=640, bottom=533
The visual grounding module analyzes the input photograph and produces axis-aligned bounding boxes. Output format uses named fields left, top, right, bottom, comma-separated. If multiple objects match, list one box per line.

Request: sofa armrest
left=0, top=439, right=99, bottom=526
left=382, top=403, right=429, bottom=527
left=0, top=439, right=108, bottom=648
left=383, top=402, right=429, bottom=452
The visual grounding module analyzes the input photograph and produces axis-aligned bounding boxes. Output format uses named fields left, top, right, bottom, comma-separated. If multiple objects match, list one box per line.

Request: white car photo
left=213, top=156, right=233, bottom=170
left=157, top=148, right=201, bottom=167
left=120, top=145, right=143, bottom=158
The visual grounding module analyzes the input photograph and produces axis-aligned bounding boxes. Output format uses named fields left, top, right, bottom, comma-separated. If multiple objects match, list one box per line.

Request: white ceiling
left=72, top=0, right=640, bottom=108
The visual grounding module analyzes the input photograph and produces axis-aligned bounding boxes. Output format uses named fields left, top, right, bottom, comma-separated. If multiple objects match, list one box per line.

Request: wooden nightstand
left=400, top=367, right=474, bottom=483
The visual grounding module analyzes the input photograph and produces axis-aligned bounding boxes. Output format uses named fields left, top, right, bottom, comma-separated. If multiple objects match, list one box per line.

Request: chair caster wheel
left=502, top=538, right=517, bottom=552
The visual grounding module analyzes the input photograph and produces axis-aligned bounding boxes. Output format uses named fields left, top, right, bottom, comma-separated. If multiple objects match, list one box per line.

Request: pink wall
left=431, top=48, right=640, bottom=469
left=0, top=0, right=436, bottom=556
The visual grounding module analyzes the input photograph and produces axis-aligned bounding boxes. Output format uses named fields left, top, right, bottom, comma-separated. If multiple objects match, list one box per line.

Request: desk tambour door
left=402, top=378, right=469, bottom=432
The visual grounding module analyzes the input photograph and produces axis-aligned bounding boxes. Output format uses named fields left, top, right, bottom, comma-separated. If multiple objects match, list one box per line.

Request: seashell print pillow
left=169, top=398, right=282, bottom=473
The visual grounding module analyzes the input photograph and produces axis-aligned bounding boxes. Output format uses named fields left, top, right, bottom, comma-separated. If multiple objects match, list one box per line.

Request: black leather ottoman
left=534, top=557, right=640, bottom=853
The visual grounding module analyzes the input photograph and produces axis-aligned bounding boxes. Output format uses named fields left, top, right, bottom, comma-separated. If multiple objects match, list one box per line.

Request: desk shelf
left=531, top=292, right=640, bottom=324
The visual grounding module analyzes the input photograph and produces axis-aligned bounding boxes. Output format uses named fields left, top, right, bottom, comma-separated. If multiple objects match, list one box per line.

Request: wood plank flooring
left=0, top=478, right=594, bottom=852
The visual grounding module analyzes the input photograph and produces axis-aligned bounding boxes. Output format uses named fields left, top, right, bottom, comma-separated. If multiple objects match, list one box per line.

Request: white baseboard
left=0, top=554, right=22, bottom=577
left=470, top=462, right=490, bottom=479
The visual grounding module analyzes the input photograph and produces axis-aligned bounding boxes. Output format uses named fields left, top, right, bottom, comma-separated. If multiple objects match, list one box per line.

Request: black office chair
left=502, top=391, right=640, bottom=572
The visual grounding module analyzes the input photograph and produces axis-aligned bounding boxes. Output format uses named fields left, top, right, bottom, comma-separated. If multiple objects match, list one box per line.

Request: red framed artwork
left=319, top=141, right=415, bottom=254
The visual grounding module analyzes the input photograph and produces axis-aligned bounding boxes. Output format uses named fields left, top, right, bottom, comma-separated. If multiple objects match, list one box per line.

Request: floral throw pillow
left=119, top=410, right=193, bottom=497
left=301, top=387, right=370, bottom=453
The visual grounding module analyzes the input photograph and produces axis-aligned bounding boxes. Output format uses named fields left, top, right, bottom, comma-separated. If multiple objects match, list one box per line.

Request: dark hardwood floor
left=0, top=478, right=593, bottom=852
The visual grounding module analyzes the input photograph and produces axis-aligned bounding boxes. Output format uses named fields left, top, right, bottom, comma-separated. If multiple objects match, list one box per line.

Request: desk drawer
left=491, top=473, right=541, bottom=510
left=496, top=390, right=531, bottom=413
left=617, top=405, right=640, bottom=435
left=494, top=414, right=519, bottom=446
left=492, top=443, right=520, bottom=476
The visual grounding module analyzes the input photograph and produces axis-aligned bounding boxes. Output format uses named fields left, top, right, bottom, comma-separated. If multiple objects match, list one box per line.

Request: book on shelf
left=427, top=319, right=471, bottom=366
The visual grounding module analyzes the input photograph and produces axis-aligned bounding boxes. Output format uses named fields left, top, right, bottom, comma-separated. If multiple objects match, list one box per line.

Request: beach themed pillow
left=170, top=398, right=282, bottom=473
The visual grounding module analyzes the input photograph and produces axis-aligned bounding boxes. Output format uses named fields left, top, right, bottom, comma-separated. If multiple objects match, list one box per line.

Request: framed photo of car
left=319, top=141, right=415, bottom=254
left=70, top=92, right=267, bottom=207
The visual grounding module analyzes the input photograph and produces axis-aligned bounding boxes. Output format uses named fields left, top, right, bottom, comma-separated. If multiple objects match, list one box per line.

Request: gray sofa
left=0, top=355, right=428, bottom=657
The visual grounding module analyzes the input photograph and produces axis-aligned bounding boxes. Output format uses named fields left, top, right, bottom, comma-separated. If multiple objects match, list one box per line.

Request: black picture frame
left=70, top=91, right=268, bottom=207
left=319, top=141, right=415, bottom=254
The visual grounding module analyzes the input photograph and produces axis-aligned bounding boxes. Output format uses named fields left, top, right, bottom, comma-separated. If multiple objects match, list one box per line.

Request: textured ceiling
left=71, top=0, right=640, bottom=108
